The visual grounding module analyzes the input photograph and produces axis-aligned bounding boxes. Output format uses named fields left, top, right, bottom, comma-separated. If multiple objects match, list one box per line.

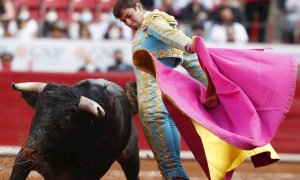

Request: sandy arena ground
left=1, top=156, right=300, bottom=180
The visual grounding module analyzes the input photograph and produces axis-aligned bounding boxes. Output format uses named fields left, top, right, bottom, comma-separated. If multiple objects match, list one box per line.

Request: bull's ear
left=21, top=92, right=39, bottom=108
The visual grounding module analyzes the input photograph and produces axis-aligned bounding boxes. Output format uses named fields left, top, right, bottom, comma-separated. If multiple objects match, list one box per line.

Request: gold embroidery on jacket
left=151, top=48, right=183, bottom=59
left=147, top=18, right=191, bottom=51
left=132, top=37, right=141, bottom=47
left=141, top=9, right=177, bottom=30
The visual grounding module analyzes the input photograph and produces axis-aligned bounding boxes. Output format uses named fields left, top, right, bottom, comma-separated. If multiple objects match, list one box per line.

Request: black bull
left=10, top=78, right=140, bottom=180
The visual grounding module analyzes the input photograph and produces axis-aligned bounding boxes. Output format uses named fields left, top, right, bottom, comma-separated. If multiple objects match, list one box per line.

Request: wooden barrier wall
left=0, top=71, right=299, bottom=153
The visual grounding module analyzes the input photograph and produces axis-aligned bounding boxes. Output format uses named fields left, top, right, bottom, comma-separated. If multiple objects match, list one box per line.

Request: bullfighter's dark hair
left=113, top=0, right=144, bottom=19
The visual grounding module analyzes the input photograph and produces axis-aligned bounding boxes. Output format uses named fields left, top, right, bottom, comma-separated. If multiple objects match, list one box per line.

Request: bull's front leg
left=118, top=122, right=140, bottom=180
left=9, top=153, right=36, bottom=180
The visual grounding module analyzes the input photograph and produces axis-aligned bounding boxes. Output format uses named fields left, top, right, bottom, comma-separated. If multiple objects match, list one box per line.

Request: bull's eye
left=59, top=117, right=71, bottom=129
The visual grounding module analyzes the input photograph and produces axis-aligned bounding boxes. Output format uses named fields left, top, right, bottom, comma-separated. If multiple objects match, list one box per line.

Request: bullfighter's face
left=119, top=2, right=145, bottom=30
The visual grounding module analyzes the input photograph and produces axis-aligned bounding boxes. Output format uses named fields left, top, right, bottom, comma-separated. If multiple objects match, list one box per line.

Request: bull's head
left=12, top=82, right=105, bottom=117
left=12, top=82, right=106, bottom=160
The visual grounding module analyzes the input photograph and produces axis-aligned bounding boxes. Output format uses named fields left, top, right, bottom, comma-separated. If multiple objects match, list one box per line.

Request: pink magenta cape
left=133, top=36, right=297, bottom=150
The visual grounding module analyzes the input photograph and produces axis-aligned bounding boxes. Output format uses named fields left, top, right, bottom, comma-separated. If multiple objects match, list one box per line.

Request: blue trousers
left=135, top=56, right=207, bottom=179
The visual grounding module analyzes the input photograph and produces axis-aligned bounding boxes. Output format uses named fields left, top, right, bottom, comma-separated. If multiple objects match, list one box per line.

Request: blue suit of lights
left=132, top=10, right=207, bottom=179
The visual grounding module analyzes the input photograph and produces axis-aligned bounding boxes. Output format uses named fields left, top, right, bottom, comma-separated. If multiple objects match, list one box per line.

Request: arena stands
left=0, top=0, right=299, bottom=43
left=14, top=0, right=41, bottom=20
left=12, top=0, right=116, bottom=22
left=42, top=0, right=70, bottom=22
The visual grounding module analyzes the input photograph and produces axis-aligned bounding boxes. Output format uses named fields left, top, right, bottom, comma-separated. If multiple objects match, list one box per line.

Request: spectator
left=7, top=5, right=39, bottom=39
left=208, top=7, right=249, bottom=43
left=181, top=0, right=208, bottom=25
left=191, top=23, right=205, bottom=37
left=155, top=0, right=179, bottom=18
left=78, top=59, right=101, bottom=73
left=76, top=48, right=101, bottom=73
left=283, top=0, right=300, bottom=43
left=85, top=11, right=110, bottom=40
left=244, top=0, right=271, bottom=42
left=78, top=25, right=91, bottom=39
left=41, top=8, right=59, bottom=37
left=91, top=11, right=132, bottom=40
left=140, top=0, right=154, bottom=10
left=48, top=20, right=68, bottom=39
left=0, top=52, right=13, bottom=71
left=107, top=49, right=133, bottom=72
left=155, top=0, right=189, bottom=16
left=104, top=22, right=123, bottom=39
left=0, top=0, right=15, bottom=35
left=200, top=0, right=215, bottom=11
left=180, top=1, right=210, bottom=37
left=69, top=8, right=99, bottom=40
left=209, top=0, right=246, bottom=26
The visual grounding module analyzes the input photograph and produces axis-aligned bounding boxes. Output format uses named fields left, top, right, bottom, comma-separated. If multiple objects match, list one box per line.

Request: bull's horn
left=79, top=96, right=105, bottom=118
left=12, top=82, right=46, bottom=93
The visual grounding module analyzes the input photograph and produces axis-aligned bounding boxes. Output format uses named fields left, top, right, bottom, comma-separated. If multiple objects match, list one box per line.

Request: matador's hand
left=185, top=36, right=196, bottom=54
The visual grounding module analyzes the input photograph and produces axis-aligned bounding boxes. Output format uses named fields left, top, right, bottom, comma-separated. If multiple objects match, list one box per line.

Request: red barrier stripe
left=0, top=71, right=299, bottom=153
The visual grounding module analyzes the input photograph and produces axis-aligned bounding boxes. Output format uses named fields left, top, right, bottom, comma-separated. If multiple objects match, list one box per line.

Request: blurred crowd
left=0, top=0, right=300, bottom=43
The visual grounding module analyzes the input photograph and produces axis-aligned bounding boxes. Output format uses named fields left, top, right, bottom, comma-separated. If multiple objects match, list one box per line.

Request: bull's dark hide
left=10, top=79, right=140, bottom=180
